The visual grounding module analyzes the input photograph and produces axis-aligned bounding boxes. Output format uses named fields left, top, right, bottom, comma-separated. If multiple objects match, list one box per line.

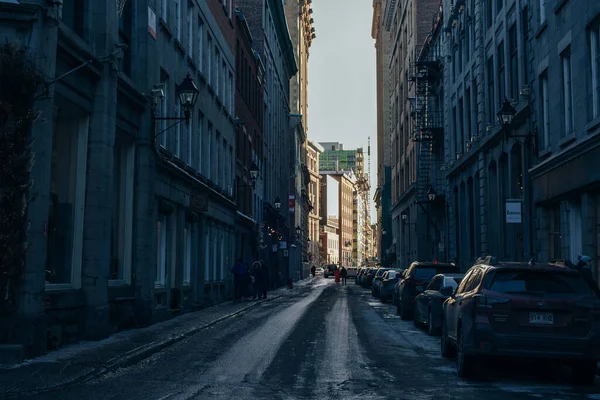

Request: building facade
left=1, top=0, right=242, bottom=359
left=238, top=0, right=297, bottom=286
left=234, top=8, right=265, bottom=265
left=529, top=1, right=600, bottom=277
left=306, top=139, right=323, bottom=266
left=387, top=0, right=444, bottom=269
left=372, top=0, right=393, bottom=266
left=284, top=0, right=315, bottom=279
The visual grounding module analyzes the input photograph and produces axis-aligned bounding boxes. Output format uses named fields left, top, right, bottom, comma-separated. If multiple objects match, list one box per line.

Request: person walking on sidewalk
left=334, top=267, right=341, bottom=285
left=255, top=261, right=268, bottom=299
left=311, top=265, right=316, bottom=277
left=231, top=258, right=246, bottom=302
left=340, top=266, right=348, bottom=286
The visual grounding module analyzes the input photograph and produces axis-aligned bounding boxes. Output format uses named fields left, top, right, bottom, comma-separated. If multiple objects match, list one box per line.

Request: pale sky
left=307, top=0, right=378, bottom=222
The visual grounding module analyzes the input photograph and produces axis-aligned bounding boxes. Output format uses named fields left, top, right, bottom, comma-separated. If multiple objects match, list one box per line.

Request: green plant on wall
left=0, top=43, right=48, bottom=315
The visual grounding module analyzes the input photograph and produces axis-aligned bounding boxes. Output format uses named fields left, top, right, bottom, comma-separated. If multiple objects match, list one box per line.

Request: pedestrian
left=256, top=261, right=268, bottom=299
left=231, top=258, right=246, bottom=302
left=251, top=261, right=261, bottom=300
left=334, top=267, right=341, bottom=285
left=311, top=265, right=316, bottom=277
left=340, top=266, right=348, bottom=285
left=574, top=255, right=600, bottom=296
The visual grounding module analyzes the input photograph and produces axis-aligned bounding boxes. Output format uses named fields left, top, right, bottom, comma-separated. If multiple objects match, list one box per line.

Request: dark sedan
left=379, top=270, right=402, bottom=302
left=413, top=273, right=463, bottom=335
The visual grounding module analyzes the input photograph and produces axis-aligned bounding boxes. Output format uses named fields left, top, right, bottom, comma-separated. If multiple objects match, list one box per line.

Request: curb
left=3, top=294, right=283, bottom=398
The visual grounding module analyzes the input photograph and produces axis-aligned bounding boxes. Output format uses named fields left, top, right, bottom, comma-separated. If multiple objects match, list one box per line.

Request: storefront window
left=45, top=114, right=88, bottom=287
left=110, top=138, right=135, bottom=283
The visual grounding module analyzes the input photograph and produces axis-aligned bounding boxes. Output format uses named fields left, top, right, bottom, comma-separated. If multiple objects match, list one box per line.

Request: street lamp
left=249, top=161, right=259, bottom=186
left=274, top=197, right=282, bottom=210
left=427, top=187, right=437, bottom=202
left=401, top=210, right=408, bottom=222
left=497, top=98, right=516, bottom=128
left=153, top=74, right=200, bottom=143
left=176, top=73, right=200, bottom=125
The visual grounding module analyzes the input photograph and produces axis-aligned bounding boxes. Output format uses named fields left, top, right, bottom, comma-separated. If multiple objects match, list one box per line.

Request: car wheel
left=441, top=319, right=455, bottom=358
left=427, top=309, right=438, bottom=336
left=456, top=325, right=476, bottom=379
left=571, top=360, right=597, bottom=386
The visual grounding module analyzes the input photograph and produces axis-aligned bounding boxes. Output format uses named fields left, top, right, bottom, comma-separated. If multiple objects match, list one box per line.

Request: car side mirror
left=440, top=286, right=454, bottom=297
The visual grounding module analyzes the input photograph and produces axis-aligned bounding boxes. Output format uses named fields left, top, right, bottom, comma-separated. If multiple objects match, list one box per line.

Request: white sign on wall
left=505, top=200, right=522, bottom=224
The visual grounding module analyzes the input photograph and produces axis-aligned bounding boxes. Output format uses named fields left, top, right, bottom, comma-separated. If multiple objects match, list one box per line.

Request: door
left=446, top=269, right=476, bottom=339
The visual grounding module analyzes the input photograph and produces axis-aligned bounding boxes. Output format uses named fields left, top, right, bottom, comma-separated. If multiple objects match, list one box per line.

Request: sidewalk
left=0, top=279, right=320, bottom=398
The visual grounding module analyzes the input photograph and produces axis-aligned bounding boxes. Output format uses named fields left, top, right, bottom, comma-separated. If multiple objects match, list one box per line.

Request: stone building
left=284, top=0, right=315, bottom=278
left=386, top=0, right=442, bottom=268
left=234, top=8, right=265, bottom=265
left=0, top=0, right=241, bottom=360
left=529, top=1, right=600, bottom=275
left=441, top=0, right=534, bottom=270
left=306, top=139, right=324, bottom=266
left=237, top=0, right=297, bottom=286
left=372, top=0, right=393, bottom=266
left=321, top=171, right=357, bottom=268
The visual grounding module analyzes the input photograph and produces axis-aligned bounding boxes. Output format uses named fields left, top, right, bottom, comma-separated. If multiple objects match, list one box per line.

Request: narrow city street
left=20, top=278, right=600, bottom=400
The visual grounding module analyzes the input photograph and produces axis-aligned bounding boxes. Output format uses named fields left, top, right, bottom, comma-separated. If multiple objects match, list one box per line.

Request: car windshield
left=488, top=270, right=594, bottom=295
left=445, top=277, right=461, bottom=288
left=376, top=269, right=388, bottom=277
left=415, top=267, right=438, bottom=280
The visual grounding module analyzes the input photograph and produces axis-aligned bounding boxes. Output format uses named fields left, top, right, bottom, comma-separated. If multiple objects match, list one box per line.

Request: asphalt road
left=23, top=278, right=600, bottom=399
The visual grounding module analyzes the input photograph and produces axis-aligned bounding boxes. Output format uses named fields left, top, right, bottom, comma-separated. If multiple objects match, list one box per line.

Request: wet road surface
left=22, top=279, right=600, bottom=399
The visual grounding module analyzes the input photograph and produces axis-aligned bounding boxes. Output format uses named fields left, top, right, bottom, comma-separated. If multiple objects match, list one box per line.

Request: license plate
left=529, top=312, right=554, bottom=325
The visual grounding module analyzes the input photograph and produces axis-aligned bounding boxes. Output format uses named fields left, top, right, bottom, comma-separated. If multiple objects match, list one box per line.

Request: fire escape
left=408, top=40, right=443, bottom=204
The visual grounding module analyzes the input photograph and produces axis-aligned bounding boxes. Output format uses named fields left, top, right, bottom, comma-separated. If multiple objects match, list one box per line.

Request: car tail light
left=474, top=294, right=511, bottom=309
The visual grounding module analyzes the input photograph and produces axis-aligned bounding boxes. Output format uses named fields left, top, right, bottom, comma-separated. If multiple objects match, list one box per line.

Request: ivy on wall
left=0, top=43, right=48, bottom=315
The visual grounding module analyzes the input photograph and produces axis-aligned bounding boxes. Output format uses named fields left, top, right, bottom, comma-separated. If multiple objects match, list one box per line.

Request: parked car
left=355, top=268, right=367, bottom=285
left=371, top=268, right=391, bottom=297
left=323, top=264, right=337, bottom=278
left=379, top=270, right=402, bottom=303
left=394, top=261, right=458, bottom=320
left=362, top=268, right=377, bottom=288
left=413, top=273, right=464, bottom=335
left=441, top=256, right=600, bottom=384
left=346, top=267, right=358, bottom=278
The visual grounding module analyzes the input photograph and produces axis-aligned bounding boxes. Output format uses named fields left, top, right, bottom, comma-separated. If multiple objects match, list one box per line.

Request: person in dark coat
left=256, top=261, right=268, bottom=299
left=574, top=255, right=600, bottom=297
left=231, top=258, right=246, bottom=302
left=340, top=267, right=348, bottom=285
left=311, top=265, right=316, bottom=277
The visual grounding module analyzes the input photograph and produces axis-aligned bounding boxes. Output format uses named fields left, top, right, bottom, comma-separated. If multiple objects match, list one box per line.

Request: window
left=45, top=114, right=89, bottom=288
left=187, top=12, right=193, bottom=55
left=174, top=104, right=181, bottom=156
left=539, top=70, right=549, bottom=148
left=160, top=72, right=169, bottom=147
left=228, top=71, right=234, bottom=114
left=216, top=131, right=221, bottom=185
left=509, top=24, right=519, bottom=100
left=186, top=111, right=193, bottom=165
left=497, top=41, right=505, bottom=104
left=118, top=0, right=133, bottom=76
left=207, top=35, right=213, bottom=84
left=174, top=0, right=181, bottom=42
left=156, top=215, right=167, bottom=285
left=197, top=18, right=204, bottom=71
left=59, top=0, right=84, bottom=36
left=183, top=225, right=192, bottom=284
left=590, top=24, right=600, bottom=119
left=561, top=50, right=573, bottom=136
left=204, top=226, right=210, bottom=281
left=161, top=0, right=168, bottom=21
left=109, top=139, right=135, bottom=284
left=197, top=111, right=204, bottom=172
left=487, top=56, right=495, bottom=123
left=208, top=122, right=213, bottom=180
left=222, top=61, right=227, bottom=101
left=485, top=0, right=493, bottom=28
left=539, top=0, right=546, bottom=25
left=215, top=49, right=220, bottom=94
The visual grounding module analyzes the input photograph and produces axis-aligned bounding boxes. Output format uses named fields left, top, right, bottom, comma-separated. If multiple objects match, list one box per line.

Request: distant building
left=306, top=139, right=324, bottom=265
